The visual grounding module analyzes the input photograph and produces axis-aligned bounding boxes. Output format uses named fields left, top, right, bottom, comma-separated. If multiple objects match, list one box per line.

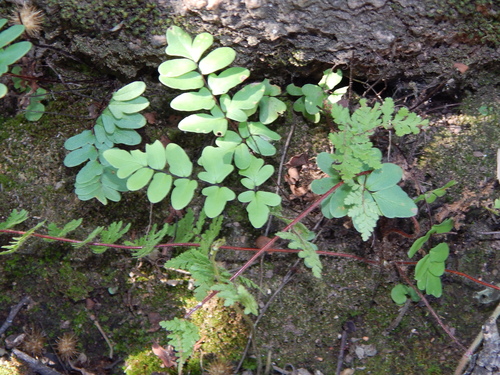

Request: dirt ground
left=1, top=30, right=500, bottom=375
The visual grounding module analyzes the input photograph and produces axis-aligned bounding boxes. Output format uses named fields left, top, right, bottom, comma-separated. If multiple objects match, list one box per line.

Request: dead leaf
left=147, top=312, right=162, bottom=332
left=286, top=153, right=309, bottom=167
left=453, top=62, right=469, bottom=74
left=152, top=343, right=177, bottom=368
left=286, top=167, right=300, bottom=185
left=144, top=112, right=157, bottom=124
left=255, top=236, right=272, bottom=249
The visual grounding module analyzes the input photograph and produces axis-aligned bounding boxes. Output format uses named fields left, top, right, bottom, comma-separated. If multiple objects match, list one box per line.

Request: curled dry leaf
left=286, top=153, right=309, bottom=167
left=152, top=343, right=177, bottom=368
left=255, top=235, right=272, bottom=249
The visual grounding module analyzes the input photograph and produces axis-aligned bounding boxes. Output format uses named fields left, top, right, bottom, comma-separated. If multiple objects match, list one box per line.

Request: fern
left=46, top=219, right=83, bottom=243
left=344, top=185, right=380, bottom=241
left=160, top=318, right=200, bottom=370
left=0, top=221, right=45, bottom=255
left=124, top=223, right=170, bottom=257
left=0, top=209, right=29, bottom=230
left=90, top=221, right=131, bottom=254
left=211, top=283, right=258, bottom=315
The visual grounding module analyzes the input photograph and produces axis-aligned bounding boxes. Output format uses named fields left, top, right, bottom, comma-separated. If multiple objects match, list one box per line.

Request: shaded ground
left=1, top=24, right=500, bottom=375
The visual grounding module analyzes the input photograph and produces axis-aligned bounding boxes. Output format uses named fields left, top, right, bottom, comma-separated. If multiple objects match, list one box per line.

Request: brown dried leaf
left=453, top=62, right=469, bottom=74
left=152, top=343, right=177, bottom=368
left=286, top=153, right=309, bottom=167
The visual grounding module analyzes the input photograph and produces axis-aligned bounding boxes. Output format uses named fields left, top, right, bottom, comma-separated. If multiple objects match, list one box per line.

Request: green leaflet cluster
left=63, top=81, right=150, bottom=204
left=0, top=19, right=32, bottom=98
left=155, top=26, right=284, bottom=227
left=286, top=68, right=347, bottom=123
left=392, top=219, right=453, bottom=304
left=312, top=161, right=417, bottom=241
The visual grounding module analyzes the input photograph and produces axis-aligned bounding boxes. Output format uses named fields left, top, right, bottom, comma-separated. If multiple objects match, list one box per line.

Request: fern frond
left=72, top=226, right=104, bottom=249
left=90, top=221, right=131, bottom=254
left=160, top=318, right=200, bottom=366
left=345, top=187, right=380, bottom=241
left=46, top=219, right=83, bottom=243
left=125, top=223, right=170, bottom=257
left=0, top=209, right=29, bottom=230
left=1, top=221, right=45, bottom=255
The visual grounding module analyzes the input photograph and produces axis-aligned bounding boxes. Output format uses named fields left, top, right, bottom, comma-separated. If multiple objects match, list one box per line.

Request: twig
left=12, top=348, right=63, bottom=375
left=236, top=260, right=299, bottom=373
left=264, top=112, right=296, bottom=237
left=395, top=264, right=466, bottom=351
left=454, top=300, right=500, bottom=375
left=89, top=314, right=113, bottom=359
left=0, top=296, right=31, bottom=336
left=383, top=298, right=412, bottom=336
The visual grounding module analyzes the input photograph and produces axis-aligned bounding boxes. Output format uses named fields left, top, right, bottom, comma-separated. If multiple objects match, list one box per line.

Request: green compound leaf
left=76, top=160, right=103, bottom=184
left=429, top=242, right=449, bottom=263
left=108, top=97, right=150, bottom=118
left=0, top=24, right=25, bottom=48
left=170, top=87, right=215, bottom=111
left=112, top=81, right=146, bottom=101
left=147, top=172, right=172, bottom=203
left=345, top=188, right=380, bottom=241
left=198, top=47, right=236, bottom=75
left=408, top=219, right=453, bottom=258
left=158, top=58, right=198, bottom=78
left=178, top=113, right=228, bottom=135
left=391, top=284, right=420, bottom=305
left=238, top=190, right=281, bottom=228
left=365, top=163, right=403, bottom=191
left=414, top=243, right=449, bottom=298
left=113, top=113, right=147, bottom=129
left=202, top=186, right=235, bottom=218
left=239, top=156, right=274, bottom=189
left=127, top=167, right=154, bottom=191
left=207, top=67, right=250, bottom=95
left=103, top=149, right=147, bottom=178
left=166, top=143, right=193, bottom=177
left=319, top=69, right=343, bottom=90
left=371, top=185, right=418, bottom=218
left=0, top=40, right=32, bottom=66
left=64, top=130, right=96, bottom=151
left=64, top=144, right=98, bottom=167
left=198, top=147, right=234, bottom=184
left=211, top=283, right=258, bottom=315
left=159, top=71, right=204, bottom=90
left=234, top=143, right=252, bottom=170
left=259, top=96, right=287, bottom=124
left=165, top=26, right=213, bottom=62
left=302, top=84, right=325, bottom=115
left=46, top=219, right=83, bottom=242
left=286, top=83, right=303, bottom=96
left=146, top=140, right=167, bottom=170
left=171, top=178, right=197, bottom=210
left=107, top=128, right=141, bottom=146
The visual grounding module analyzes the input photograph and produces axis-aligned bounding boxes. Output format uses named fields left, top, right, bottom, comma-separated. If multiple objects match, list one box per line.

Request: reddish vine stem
left=395, top=263, right=467, bottom=351
left=184, top=178, right=351, bottom=317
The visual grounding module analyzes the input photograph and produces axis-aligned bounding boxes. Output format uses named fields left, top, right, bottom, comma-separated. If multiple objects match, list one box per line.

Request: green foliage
left=0, top=19, right=32, bottom=98
left=414, top=242, right=449, bottom=298
left=391, top=284, right=420, bottom=305
left=159, top=318, right=200, bottom=370
left=0, top=221, right=44, bottom=255
left=0, top=209, right=29, bottom=230
left=93, top=26, right=281, bottom=226
left=287, top=69, right=347, bottom=123
left=45, top=219, right=83, bottom=242
left=312, top=163, right=418, bottom=240
left=392, top=219, right=454, bottom=303
left=64, top=81, right=150, bottom=204
left=414, top=180, right=457, bottom=203
left=277, top=224, right=322, bottom=278
left=408, top=219, right=453, bottom=258
left=123, top=223, right=170, bottom=257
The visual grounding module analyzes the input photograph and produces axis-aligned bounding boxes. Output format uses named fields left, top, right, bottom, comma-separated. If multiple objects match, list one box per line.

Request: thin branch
left=0, top=296, right=31, bottom=336
left=395, top=264, right=466, bottom=351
